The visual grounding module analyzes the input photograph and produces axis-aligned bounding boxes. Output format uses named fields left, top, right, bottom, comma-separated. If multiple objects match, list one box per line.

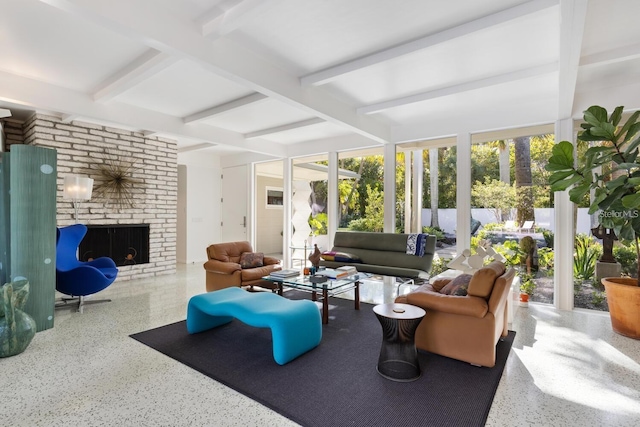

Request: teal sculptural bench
left=187, top=287, right=322, bottom=365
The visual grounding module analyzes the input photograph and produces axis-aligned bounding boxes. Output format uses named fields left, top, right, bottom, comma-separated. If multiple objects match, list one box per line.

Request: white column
left=328, top=151, right=339, bottom=249
left=282, top=158, right=292, bottom=268
left=554, top=118, right=575, bottom=311
left=383, top=143, right=396, bottom=233
left=456, top=133, right=472, bottom=251
left=412, top=149, right=423, bottom=233
left=404, top=152, right=412, bottom=233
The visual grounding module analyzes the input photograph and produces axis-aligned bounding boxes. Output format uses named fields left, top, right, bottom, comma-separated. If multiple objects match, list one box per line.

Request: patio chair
left=519, top=220, right=535, bottom=233
left=503, top=220, right=517, bottom=232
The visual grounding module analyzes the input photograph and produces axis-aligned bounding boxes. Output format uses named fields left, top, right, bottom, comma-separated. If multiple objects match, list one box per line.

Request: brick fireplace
left=14, top=113, right=178, bottom=281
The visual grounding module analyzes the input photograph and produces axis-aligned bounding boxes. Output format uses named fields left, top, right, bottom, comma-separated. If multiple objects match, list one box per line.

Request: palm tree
left=514, top=136, right=535, bottom=225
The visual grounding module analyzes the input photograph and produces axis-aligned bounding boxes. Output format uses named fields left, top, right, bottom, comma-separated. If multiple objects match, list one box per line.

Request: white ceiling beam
left=183, top=92, right=267, bottom=124
left=60, top=113, right=79, bottom=123
left=244, top=117, right=324, bottom=139
left=0, top=108, right=12, bottom=118
left=38, top=0, right=389, bottom=143
left=580, top=42, right=640, bottom=68
left=558, top=0, right=588, bottom=119
left=92, top=49, right=177, bottom=102
left=198, top=0, right=269, bottom=38
left=177, top=142, right=217, bottom=153
left=0, top=70, right=287, bottom=157
left=300, top=0, right=559, bottom=87
left=358, top=62, right=558, bottom=115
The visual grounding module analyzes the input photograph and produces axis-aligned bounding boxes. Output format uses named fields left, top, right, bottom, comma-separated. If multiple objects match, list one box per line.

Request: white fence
left=422, top=208, right=594, bottom=235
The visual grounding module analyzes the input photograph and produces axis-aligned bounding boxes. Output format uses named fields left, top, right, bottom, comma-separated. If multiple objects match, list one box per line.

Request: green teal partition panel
left=0, top=153, right=8, bottom=286
left=9, top=145, right=57, bottom=331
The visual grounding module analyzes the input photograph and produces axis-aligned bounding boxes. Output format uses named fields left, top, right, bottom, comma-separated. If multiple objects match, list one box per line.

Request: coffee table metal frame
left=263, top=273, right=367, bottom=324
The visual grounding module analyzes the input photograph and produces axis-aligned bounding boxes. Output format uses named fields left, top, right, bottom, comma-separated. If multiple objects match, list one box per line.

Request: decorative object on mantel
left=447, top=240, right=506, bottom=274
left=0, top=279, right=37, bottom=358
left=63, top=175, right=93, bottom=222
left=89, top=149, right=143, bottom=210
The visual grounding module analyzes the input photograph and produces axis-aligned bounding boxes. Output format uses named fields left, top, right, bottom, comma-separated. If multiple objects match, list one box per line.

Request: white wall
left=422, top=208, right=592, bottom=235
left=177, top=151, right=222, bottom=264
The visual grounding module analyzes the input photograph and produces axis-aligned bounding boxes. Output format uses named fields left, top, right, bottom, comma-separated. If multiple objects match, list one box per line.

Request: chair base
left=55, top=295, right=112, bottom=313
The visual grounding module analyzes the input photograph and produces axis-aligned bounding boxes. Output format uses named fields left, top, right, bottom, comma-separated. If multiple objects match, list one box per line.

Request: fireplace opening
left=80, top=224, right=150, bottom=266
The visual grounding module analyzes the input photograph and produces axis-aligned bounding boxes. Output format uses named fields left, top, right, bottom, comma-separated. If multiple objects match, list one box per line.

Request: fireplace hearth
left=80, top=224, right=150, bottom=266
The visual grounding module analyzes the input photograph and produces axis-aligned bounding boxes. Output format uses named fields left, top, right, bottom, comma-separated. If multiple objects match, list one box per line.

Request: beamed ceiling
left=1, top=0, right=640, bottom=160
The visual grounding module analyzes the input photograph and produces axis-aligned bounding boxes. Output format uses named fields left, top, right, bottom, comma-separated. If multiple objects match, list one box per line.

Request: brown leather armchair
left=395, top=261, right=515, bottom=367
left=204, top=241, right=282, bottom=292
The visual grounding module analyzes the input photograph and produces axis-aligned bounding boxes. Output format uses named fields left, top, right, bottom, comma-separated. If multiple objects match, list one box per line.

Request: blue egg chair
left=55, top=224, right=118, bottom=312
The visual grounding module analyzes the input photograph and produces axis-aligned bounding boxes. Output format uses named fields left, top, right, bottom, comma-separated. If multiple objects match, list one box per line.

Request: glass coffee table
left=263, top=273, right=366, bottom=324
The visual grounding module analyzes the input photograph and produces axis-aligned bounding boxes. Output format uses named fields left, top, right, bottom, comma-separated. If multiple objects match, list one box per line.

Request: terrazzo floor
left=3, top=263, right=640, bottom=427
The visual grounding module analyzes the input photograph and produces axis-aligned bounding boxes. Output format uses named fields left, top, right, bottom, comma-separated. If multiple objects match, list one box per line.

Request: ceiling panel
left=322, top=7, right=559, bottom=106
left=227, top=0, right=527, bottom=75
left=114, top=59, right=254, bottom=117
left=200, top=98, right=317, bottom=133
left=0, top=0, right=148, bottom=91
left=378, top=72, right=558, bottom=125
left=258, top=121, right=352, bottom=144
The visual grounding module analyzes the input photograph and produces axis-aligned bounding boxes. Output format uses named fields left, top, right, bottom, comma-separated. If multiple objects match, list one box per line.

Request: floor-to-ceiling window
left=337, top=148, right=385, bottom=233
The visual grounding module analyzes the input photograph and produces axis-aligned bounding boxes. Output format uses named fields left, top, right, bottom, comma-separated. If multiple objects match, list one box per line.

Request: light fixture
left=63, top=175, right=93, bottom=222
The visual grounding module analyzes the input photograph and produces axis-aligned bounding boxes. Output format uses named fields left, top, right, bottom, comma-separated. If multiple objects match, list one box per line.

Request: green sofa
left=319, top=231, right=437, bottom=279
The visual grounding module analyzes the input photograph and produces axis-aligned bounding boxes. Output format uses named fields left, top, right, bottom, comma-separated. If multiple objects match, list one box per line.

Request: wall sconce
left=63, top=175, right=93, bottom=222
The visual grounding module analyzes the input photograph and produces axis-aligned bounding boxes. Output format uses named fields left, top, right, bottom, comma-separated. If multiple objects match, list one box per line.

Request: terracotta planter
left=519, top=293, right=529, bottom=307
left=601, top=277, right=640, bottom=340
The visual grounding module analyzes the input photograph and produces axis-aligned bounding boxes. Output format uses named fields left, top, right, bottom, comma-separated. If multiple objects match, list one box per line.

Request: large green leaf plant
left=547, top=105, right=640, bottom=281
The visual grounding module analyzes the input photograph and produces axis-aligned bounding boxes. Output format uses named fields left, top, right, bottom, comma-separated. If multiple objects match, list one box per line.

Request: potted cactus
left=547, top=105, right=640, bottom=339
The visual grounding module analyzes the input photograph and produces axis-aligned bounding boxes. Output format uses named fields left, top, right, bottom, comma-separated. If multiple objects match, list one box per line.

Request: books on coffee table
left=269, top=269, right=300, bottom=278
left=316, top=266, right=357, bottom=279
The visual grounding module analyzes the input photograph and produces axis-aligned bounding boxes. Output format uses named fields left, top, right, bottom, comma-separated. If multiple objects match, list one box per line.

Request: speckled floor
left=3, top=264, right=639, bottom=427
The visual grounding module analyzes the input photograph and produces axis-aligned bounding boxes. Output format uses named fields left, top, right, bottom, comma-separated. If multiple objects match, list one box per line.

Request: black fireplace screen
left=79, top=224, right=150, bottom=266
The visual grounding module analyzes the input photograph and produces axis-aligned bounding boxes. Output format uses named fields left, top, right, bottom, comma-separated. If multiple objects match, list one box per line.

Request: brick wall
left=1, top=119, right=25, bottom=148
left=22, top=113, right=177, bottom=281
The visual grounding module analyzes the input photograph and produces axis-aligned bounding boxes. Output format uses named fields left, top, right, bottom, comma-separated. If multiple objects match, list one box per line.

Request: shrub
left=613, top=243, right=638, bottom=278
left=493, top=240, right=522, bottom=266
left=537, top=247, right=554, bottom=272
left=573, top=234, right=600, bottom=281
left=541, top=229, right=554, bottom=248
left=309, top=212, right=327, bottom=235
left=422, top=226, right=445, bottom=241
left=430, top=256, right=451, bottom=276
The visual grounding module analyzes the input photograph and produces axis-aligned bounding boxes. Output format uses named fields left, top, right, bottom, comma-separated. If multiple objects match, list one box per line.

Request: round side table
left=373, top=303, right=426, bottom=382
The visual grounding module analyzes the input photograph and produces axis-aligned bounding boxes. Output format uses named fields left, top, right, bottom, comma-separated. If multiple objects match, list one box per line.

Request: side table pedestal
left=373, top=303, right=426, bottom=382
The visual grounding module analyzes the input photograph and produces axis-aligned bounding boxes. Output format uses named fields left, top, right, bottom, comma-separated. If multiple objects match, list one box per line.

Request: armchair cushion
left=468, top=261, right=505, bottom=299
left=240, top=252, right=264, bottom=269
left=430, top=277, right=452, bottom=292
left=440, top=274, right=472, bottom=296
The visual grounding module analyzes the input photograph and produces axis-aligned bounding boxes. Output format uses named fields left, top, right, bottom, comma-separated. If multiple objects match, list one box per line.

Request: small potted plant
left=519, top=277, right=536, bottom=307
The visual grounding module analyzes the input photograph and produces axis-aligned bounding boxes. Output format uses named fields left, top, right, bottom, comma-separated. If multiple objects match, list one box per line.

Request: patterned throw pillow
left=240, top=252, right=264, bottom=269
left=440, top=274, right=472, bottom=296
left=321, top=251, right=336, bottom=261
left=333, top=252, right=362, bottom=263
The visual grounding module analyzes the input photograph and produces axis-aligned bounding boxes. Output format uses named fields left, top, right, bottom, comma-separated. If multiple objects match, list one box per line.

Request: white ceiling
left=1, top=0, right=640, bottom=159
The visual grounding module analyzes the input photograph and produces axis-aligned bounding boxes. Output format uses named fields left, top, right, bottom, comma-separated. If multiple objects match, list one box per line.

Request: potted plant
left=519, top=277, right=535, bottom=307
left=547, top=105, right=640, bottom=339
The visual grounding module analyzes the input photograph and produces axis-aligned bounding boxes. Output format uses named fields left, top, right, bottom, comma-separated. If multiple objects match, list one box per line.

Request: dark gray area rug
left=131, top=292, right=515, bottom=427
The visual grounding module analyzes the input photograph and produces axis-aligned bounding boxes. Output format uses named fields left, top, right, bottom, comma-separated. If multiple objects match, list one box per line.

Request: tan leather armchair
left=204, top=241, right=282, bottom=292
left=395, top=261, right=515, bottom=367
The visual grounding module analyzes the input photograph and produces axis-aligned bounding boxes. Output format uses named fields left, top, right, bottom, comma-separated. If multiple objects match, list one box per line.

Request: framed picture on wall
left=266, top=186, right=283, bottom=208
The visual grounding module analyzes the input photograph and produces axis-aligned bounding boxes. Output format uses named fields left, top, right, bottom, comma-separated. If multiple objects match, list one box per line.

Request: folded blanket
left=406, top=234, right=427, bottom=256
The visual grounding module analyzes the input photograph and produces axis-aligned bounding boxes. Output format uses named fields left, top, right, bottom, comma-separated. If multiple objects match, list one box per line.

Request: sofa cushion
left=321, top=251, right=362, bottom=263
left=240, top=252, right=264, bottom=269
left=321, top=251, right=336, bottom=261
left=440, top=274, right=472, bottom=296
left=467, top=261, right=506, bottom=299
